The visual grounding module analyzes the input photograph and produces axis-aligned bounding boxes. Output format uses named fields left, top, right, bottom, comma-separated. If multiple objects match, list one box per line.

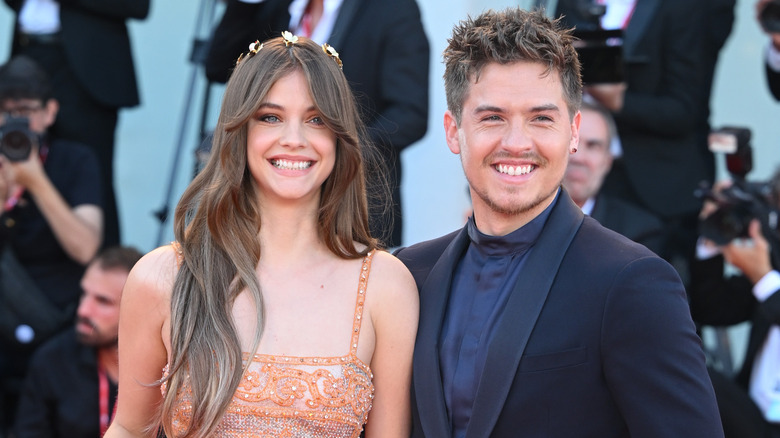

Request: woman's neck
left=258, top=202, right=324, bottom=262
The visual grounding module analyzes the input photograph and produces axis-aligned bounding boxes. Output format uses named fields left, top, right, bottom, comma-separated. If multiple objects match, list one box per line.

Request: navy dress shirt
left=439, top=195, right=556, bottom=437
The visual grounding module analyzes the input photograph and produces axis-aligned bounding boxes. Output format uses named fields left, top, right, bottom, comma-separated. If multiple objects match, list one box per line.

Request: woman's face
left=246, top=70, right=337, bottom=207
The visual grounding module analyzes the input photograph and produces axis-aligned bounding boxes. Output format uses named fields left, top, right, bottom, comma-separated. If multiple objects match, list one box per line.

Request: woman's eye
left=259, top=115, right=280, bottom=123
left=310, top=116, right=325, bottom=125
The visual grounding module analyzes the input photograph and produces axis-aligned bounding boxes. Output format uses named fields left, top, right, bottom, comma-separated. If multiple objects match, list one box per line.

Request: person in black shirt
left=13, top=246, right=142, bottom=438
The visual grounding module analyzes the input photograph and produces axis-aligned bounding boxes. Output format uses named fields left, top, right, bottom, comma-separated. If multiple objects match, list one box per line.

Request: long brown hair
left=160, top=36, right=379, bottom=437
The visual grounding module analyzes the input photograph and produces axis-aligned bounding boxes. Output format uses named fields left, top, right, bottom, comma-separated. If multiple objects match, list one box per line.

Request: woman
left=105, top=33, right=419, bottom=437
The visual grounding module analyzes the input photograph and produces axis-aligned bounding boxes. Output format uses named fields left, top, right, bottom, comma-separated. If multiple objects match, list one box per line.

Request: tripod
left=153, top=0, right=220, bottom=247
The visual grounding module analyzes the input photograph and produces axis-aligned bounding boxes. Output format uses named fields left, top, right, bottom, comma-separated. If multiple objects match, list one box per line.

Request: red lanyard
left=98, top=364, right=112, bottom=436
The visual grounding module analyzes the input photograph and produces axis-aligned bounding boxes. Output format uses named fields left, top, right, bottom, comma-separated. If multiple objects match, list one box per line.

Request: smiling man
left=13, top=246, right=142, bottom=438
left=395, top=8, right=723, bottom=438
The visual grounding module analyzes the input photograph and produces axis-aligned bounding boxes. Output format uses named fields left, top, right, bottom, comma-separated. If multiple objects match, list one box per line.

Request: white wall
left=0, top=0, right=776, bottom=255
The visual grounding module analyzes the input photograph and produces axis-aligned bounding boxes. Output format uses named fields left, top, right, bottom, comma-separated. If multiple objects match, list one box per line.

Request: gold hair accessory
left=236, top=40, right=263, bottom=65
left=322, top=43, right=343, bottom=69
left=282, top=31, right=299, bottom=46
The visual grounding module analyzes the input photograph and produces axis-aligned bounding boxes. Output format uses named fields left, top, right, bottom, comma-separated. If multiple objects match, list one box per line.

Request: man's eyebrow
left=529, top=103, right=561, bottom=113
left=473, top=105, right=505, bottom=114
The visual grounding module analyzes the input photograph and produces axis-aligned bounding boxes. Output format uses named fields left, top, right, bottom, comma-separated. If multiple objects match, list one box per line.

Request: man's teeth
left=272, top=159, right=312, bottom=170
left=496, top=164, right=533, bottom=176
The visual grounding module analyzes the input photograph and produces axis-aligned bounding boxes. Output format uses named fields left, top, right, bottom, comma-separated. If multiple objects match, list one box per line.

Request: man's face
left=563, top=108, right=613, bottom=206
left=0, top=98, right=57, bottom=135
left=444, top=61, right=580, bottom=234
left=75, top=264, right=128, bottom=348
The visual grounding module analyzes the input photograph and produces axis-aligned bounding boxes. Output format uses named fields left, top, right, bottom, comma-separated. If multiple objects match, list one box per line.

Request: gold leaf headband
left=282, top=31, right=298, bottom=46
left=236, top=39, right=263, bottom=65
left=322, top=43, right=343, bottom=69
left=236, top=32, right=343, bottom=70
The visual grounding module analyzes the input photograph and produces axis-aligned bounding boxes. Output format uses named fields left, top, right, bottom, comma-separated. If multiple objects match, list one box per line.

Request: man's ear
left=444, top=110, right=461, bottom=155
left=42, top=99, right=59, bottom=129
left=569, top=110, right=581, bottom=152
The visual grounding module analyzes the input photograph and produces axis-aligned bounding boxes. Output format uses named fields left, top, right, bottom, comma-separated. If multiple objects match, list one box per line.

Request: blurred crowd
left=0, top=0, right=780, bottom=437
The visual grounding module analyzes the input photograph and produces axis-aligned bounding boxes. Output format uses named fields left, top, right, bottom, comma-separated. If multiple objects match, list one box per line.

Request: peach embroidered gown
left=162, top=250, right=376, bottom=437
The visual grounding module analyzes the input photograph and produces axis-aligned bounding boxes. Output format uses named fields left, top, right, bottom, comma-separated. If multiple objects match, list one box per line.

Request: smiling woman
left=105, top=35, right=419, bottom=438
left=247, top=70, right=336, bottom=207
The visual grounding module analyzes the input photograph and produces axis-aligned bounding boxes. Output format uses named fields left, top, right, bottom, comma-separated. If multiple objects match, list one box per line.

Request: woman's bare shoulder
left=366, top=250, right=419, bottom=309
left=124, top=244, right=180, bottom=304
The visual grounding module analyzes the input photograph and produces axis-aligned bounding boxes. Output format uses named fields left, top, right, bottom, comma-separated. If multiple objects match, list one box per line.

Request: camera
left=696, top=127, right=779, bottom=246
left=0, top=116, right=35, bottom=162
left=573, top=28, right=625, bottom=84
left=566, top=0, right=624, bottom=85
left=761, top=0, right=780, bottom=33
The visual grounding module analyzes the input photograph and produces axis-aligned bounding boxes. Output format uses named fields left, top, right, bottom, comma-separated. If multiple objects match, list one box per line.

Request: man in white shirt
left=689, top=167, right=780, bottom=438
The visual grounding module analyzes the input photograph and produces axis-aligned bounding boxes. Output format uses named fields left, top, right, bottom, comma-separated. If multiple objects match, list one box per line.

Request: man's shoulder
left=394, top=228, right=463, bottom=288
left=576, top=214, right=660, bottom=261
left=29, top=328, right=83, bottom=366
left=395, top=228, right=461, bottom=265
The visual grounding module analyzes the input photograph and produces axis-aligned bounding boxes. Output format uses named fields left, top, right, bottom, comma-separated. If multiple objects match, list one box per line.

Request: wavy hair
left=159, top=36, right=379, bottom=437
left=443, top=7, right=582, bottom=124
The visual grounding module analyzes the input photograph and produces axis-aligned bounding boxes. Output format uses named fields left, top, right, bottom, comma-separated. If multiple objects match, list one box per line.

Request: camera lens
left=0, top=129, right=33, bottom=161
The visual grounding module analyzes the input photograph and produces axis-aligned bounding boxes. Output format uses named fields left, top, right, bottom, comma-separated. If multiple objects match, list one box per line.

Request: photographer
left=0, top=55, right=102, bottom=432
left=689, top=166, right=780, bottom=438
left=758, top=0, right=780, bottom=100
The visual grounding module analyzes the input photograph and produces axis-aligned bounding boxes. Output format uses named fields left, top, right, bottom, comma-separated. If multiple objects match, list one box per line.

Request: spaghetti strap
left=170, top=241, right=184, bottom=269
left=349, top=250, right=375, bottom=355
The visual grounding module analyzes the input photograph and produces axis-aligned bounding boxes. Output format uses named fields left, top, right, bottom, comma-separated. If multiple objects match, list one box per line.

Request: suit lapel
left=413, top=228, right=470, bottom=437
left=464, top=193, right=584, bottom=438
left=622, top=0, right=660, bottom=60
left=327, top=0, right=360, bottom=49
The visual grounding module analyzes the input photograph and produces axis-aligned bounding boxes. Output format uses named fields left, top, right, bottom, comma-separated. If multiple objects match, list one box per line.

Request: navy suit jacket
left=396, top=190, right=723, bottom=437
left=589, top=193, right=665, bottom=255
left=205, top=0, right=430, bottom=246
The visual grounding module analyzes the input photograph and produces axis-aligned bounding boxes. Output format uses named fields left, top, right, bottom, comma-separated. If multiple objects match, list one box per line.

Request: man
left=0, top=55, right=103, bottom=429
left=13, top=246, right=143, bottom=438
left=3, top=0, right=151, bottom=247
left=562, top=100, right=664, bottom=255
left=758, top=0, right=780, bottom=100
left=395, top=8, right=723, bottom=437
left=204, top=0, right=430, bottom=248
left=689, top=167, right=780, bottom=438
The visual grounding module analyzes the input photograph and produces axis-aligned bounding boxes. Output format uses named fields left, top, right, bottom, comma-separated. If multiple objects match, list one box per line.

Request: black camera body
left=0, top=116, right=35, bottom=162
left=761, top=0, right=780, bottom=33
left=698, top=181, right=777, bottom=246
left=697, top=127, right=779, bottom=246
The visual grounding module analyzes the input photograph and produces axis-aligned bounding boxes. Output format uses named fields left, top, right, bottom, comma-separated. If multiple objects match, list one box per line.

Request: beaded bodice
left=163, top=250, right=376, bottom=437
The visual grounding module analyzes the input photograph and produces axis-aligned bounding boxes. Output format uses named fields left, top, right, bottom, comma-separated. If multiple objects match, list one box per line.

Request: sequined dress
left=163, top=250, right=376, bottom=437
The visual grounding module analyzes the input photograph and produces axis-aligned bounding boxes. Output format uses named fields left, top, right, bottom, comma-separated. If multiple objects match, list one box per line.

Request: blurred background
left=0, top=0, right=774, bottom=387
left=0, top=0, right=774, bottom=253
